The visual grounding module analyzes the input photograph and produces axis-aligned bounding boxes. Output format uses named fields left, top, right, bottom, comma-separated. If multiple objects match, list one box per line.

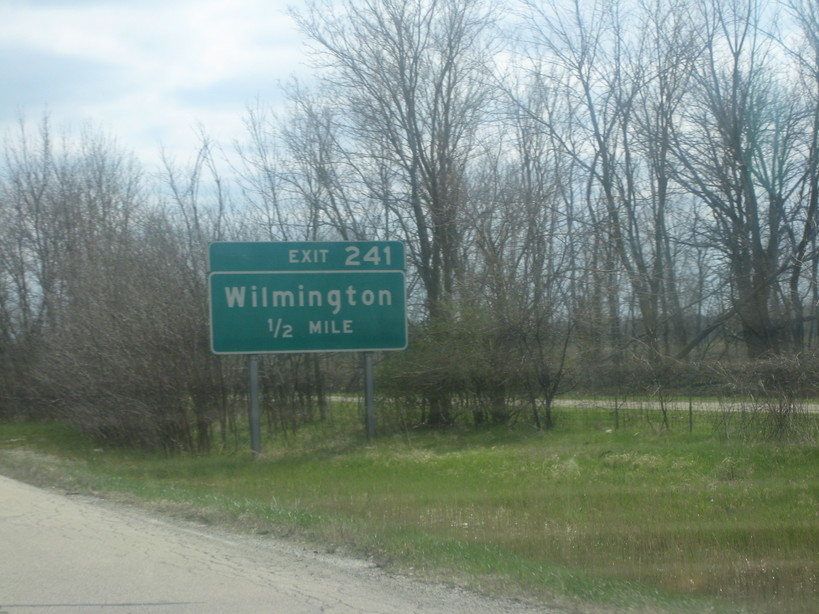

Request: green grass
left=1, top=406, right=817, bottom=614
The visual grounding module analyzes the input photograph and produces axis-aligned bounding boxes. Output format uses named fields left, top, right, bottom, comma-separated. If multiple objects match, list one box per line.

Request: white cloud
left=0, top=0, right=308, bottom=167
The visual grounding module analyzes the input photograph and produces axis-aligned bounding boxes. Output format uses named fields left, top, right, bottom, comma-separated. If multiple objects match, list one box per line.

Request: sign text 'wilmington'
left=223, top=284, right=394, bottom=316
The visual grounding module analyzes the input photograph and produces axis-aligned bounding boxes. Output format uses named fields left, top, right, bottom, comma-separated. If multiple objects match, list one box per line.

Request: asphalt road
left=0, top=475, right=555, bottom=614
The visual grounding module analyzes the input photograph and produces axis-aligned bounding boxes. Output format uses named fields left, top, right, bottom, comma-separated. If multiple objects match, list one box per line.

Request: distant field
left=1, top=401, right=817, bottom=614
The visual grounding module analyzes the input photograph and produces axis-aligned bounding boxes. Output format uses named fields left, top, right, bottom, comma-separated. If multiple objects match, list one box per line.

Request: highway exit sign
left=208, top=241, right=407, bottom=354
left=209, top=241, right=404, bottom=272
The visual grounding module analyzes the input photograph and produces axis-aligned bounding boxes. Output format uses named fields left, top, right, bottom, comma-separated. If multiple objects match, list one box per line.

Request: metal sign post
left=248, top=355, right=261, bottom=456
left=364, top=352, right=375, bottom=441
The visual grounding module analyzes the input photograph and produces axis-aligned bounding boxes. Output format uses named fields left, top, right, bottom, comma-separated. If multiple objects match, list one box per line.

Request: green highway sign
left=209, top=241, right=404, bottom=272
left=208, top=241, right=407, bottom=354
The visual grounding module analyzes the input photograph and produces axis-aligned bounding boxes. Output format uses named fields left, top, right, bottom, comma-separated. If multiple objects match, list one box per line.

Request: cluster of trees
left=2, top=0, right=818, bottom=449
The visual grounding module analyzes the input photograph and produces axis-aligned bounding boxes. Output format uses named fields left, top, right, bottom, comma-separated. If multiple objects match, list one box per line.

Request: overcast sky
left=0, top=0, right=309, bottom=168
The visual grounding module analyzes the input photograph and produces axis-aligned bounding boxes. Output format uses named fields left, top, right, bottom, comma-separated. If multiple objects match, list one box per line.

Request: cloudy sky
left=0, top=0, right=310, bottom=167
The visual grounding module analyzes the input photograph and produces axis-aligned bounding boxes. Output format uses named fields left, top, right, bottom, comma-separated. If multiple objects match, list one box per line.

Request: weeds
left=1, top=406, right=817, bottom=614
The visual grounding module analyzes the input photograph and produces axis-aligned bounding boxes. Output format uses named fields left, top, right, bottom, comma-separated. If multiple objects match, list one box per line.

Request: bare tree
left=293, top=0, right=498, bottom=424
left=518, top=0, right=700, bottom=357
left=669, top=0, right=811, bottom=358
left=781, top=0, right=819, bottom=351
left=466, top=94, right=574, bottom=427
left=0, top=116, right=244, bottom=449
left=630, top=0, right=705, bottom=353
left=160, top=134, right=244, bottom=450
left=294, top=0, right=496, bottom=314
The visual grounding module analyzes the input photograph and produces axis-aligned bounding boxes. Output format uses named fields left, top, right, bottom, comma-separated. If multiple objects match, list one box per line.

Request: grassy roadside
left=1, top=409, right=817, bottom=614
